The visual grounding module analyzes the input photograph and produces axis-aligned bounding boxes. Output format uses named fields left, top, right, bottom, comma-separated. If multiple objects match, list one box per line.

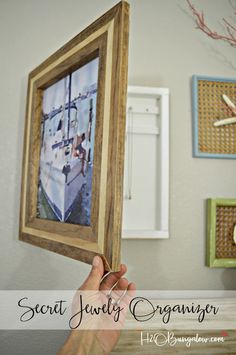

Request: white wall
left=0, top=0, right=236, bottom=353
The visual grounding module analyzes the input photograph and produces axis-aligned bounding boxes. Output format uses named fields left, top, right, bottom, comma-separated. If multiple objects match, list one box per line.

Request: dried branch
left=187, top=0, right=236, bottom=47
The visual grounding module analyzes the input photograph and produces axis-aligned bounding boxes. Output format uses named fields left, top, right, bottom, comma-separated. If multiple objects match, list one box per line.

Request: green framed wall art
left=207, top=198, right=236, bottom=268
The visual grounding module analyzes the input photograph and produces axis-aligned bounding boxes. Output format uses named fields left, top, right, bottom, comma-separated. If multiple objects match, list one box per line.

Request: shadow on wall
left=221, top=269, right=236, bottom=290
left=2, top=246, right=62, bottom=290
left=3, top=76, right=63, bottom=290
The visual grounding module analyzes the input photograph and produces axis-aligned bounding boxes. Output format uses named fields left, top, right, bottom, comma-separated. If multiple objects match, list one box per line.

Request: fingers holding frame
left=100, top=264, right=127, bottom=291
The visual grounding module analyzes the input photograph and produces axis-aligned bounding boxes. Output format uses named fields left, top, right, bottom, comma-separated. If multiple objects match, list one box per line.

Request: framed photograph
left=19, top=1, right=130, bottom=271
left=207, top=198, right=236, bottom=268
left=192, top=75, right=236, bottom=159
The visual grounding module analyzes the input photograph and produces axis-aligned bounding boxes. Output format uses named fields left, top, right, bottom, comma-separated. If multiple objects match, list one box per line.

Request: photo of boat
left=37, top=57, right=99, bottom=225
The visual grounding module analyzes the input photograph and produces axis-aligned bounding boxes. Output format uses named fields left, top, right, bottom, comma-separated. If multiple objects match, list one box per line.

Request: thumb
left=80, top=256, right=104, bottom=290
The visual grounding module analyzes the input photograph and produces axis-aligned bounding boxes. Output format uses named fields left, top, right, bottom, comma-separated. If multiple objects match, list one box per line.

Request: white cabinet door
left=122, top=86, right=169, bottom=239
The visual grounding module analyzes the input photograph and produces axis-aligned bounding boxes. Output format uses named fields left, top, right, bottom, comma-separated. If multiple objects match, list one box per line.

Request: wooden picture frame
left=192, top=75, right=236, bottom=159
left=207, top=198, right=236, bottom=268
left=19, top=1, right=130, bottom=271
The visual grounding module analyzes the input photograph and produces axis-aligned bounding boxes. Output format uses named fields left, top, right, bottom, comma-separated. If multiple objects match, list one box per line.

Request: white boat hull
left=40, top=159, right=86, bottom=222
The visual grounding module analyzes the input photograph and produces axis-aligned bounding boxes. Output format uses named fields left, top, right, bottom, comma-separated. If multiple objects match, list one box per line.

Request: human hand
left=58, top=256, right=136, bottom=355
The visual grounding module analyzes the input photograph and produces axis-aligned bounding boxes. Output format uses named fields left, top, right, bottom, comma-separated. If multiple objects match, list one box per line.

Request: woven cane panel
left=197, top=80, right=236, bottom=154
left=216, top=206, right=236, bottom=259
